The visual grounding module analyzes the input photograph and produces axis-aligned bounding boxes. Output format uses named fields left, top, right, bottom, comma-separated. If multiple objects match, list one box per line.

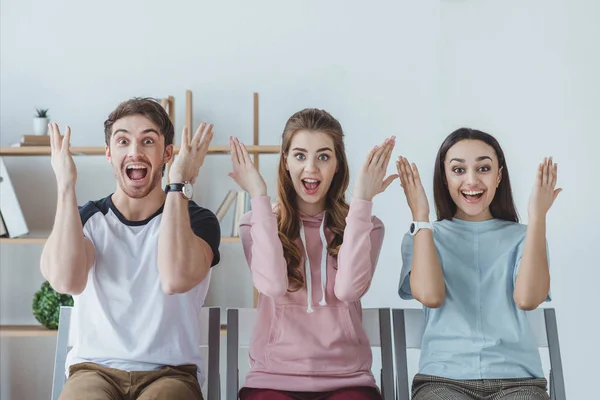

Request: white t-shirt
left=65, top=195, right=221, bottom=385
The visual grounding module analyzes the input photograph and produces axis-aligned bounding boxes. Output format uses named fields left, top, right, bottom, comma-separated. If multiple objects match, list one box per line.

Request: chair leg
left=378, top=308, right=394, bottom=400
left=392, top=309, right=410, bottom=400
left=51, top=307, right=72, bottom=400
left=207, top=308, right=221, bottom=400
left=549, top=369, right=555, bottom=400
left=544, top=309, right=566, bottom=400
left=226, top=309, right=240, bottom=400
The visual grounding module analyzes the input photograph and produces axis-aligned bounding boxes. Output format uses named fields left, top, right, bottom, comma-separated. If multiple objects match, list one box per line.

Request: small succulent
left=32, top=281, right=73, bottom=330
left=35, top=108, right=49, bottom=118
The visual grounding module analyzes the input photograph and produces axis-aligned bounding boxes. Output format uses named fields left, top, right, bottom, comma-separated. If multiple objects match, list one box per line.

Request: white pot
left=33, top=117, right=49, bottom=135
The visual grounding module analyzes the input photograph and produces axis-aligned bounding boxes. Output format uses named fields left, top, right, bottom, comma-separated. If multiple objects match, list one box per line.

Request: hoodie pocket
left=264, top=305, right=361, bottom=375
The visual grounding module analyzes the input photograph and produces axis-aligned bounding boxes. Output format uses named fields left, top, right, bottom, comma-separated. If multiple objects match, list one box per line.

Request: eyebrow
left=449, top=156, right=493, bottom=163
left=113, top=128, right=160, bottom=136
left=291, top=147, right=333, bottom=153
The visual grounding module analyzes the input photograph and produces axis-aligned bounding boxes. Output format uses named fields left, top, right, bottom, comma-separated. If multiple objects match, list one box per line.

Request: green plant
left=32, top=281, right=73, bottom=330
left=35, top=108, right=49, bottom=118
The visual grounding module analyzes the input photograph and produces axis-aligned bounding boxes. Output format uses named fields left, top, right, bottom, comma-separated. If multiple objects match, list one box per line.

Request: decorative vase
left=33, top=117, right=49, bottom=135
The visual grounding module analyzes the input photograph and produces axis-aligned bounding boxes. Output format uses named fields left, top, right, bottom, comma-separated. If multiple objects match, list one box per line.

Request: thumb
left=553, top=188, right=562, bottom=201
left=381, top=174, right=399, bottom=192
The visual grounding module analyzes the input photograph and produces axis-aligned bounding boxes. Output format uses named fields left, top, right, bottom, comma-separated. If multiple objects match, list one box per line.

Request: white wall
left=1, top=0, right=597, bottom=399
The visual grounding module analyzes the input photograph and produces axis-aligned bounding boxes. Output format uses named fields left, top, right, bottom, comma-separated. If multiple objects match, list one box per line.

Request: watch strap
left=410, top=221, right=433, bottom=236
left=164, top=183, right=185, bottom=193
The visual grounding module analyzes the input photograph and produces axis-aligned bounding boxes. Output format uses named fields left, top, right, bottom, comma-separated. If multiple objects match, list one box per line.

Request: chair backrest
left=51, top=306, right=76, bottom=400
left=391, top=308, right=566, bottom=400
left=226, top=307, right=394, bottom=400
left=51, top=306, right=221, bottom=400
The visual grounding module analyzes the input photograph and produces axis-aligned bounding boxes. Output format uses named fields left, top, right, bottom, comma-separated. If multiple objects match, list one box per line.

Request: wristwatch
left=409, top=221, right=433, bottom=236
left=164, top=182, right=193, bottom=200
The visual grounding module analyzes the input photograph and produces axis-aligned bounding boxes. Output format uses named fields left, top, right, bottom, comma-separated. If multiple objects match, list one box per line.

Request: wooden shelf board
left=0, top=235, right=240, bottom=244
left=0, top=324, right=229, bottom=337
left=221, top=236, right=241, bottom=243
left=0, top=145, right=280, bottom=156
left=0, top=325, right=57, bottom=337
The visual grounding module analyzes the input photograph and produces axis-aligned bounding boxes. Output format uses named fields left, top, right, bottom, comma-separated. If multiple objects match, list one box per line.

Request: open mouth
left=461, top=189, right=484, bottom=203
left=125, top=164, right=148, bottom=182
left=302, top=178, right=321, bottom=195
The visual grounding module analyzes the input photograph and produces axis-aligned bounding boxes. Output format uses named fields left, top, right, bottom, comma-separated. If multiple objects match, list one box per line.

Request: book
left=0, top=157, right=29, bottom=238
left=215, top=190, right=238, bottom=222
left=0, top=211, right=7, bottom=237
left=21, top=135, right=50, bottom=145
left=10, top=135, right=51, bottom=147
left=231, top=191, right=247, bottom=237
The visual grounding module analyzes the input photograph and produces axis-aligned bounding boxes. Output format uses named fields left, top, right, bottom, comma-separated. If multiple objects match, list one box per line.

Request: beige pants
left=59, top=362, right=203, bottom=400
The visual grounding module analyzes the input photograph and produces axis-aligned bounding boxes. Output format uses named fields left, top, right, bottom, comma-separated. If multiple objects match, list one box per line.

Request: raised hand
left=169, top=123, right=214, bottom=184
left=49, top=123, right=77, bottom=191
left=396, top=156, right=430, bottom=221
left=528, top=157, right=561, bottom=220
left=353, top=136, right=398, bottom=201
left=228, top=136, right=267, bottom=198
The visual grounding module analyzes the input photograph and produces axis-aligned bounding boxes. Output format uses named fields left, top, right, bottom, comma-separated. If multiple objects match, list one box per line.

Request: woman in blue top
left=397, top=128, right=560, bottom=400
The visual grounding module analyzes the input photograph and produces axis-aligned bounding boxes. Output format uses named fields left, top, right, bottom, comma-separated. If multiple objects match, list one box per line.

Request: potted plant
left=33, top=108, right=50, bottom=135
left=32, top=280, right=73, bottom=330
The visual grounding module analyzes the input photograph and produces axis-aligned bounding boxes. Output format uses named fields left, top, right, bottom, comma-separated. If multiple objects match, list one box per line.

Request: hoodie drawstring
left=299, top=216, right=328, bottom=313
left=318, top=217, right=328, bottom=307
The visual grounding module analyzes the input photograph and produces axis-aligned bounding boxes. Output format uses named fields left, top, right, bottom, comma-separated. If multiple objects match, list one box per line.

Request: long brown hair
left=276, top=109, right=350, bottom=292
left=433, top=128, right=519, bottom=222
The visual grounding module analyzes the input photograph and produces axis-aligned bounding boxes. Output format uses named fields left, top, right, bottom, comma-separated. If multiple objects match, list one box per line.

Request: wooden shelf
left=0, top=324, right=228, bottom=337
left=0, top=325, right=57, bottom=337
left=0, top=145, right=280, bottom=156
left=0, top=235, right=241, bottom=245
left=221, top=236, right=241, bottom=243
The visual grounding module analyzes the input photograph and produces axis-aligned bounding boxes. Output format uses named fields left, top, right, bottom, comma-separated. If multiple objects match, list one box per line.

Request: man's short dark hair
left=104, top=98, right=174, bottom=147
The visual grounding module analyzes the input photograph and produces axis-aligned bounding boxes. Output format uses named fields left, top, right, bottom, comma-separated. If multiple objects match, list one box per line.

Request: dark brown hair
left=104, top=97, right=174, bottom=147
left=433, top=128, right=519, bottom=222
left=276, top=108, right=350, bottom=292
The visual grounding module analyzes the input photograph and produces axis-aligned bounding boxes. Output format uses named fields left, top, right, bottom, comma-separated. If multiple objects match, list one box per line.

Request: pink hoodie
left=239, top=196, right=385, bottom=392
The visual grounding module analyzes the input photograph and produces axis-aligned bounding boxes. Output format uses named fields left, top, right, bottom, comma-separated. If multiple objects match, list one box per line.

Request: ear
left=105, top=145, right=111, bottom=163
left=497, top=166, right=503, bottom=187
left=164, top=144, right=174, bottom=164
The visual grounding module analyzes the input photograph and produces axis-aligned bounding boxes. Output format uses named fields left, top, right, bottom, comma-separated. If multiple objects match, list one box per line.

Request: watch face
left=182, top=183, right=193, bottom=199
left=410, top=223, right=416, bottom=234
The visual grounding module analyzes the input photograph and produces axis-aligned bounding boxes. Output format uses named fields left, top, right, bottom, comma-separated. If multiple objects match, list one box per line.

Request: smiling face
left=105, top=114, right=173, bottom=199
left=284, top=130, right=338, bottom=215
left=444, top=139, right=502, bottom=221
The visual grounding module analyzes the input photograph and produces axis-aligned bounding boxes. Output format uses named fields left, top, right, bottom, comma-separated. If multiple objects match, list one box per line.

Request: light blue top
left=399, top=218, right=550, bottom=380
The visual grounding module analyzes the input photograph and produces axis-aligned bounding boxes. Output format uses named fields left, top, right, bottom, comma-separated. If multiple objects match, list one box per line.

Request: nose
left=304, top=158, right=319, bottom=173
left=127, top=142, right=142, bottom=158
left=465, top=169, right=478, bottom=186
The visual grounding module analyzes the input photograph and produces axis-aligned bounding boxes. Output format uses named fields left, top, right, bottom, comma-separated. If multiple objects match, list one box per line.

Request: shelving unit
left=0, top=90, right=279, bottom=332
left=0, top=325, right=57, bottom=337
left=1, top=324, right=230, bottom=337
left=0, top=235, right=243, bottom=245
left=0, top=145, right=280, bottom=157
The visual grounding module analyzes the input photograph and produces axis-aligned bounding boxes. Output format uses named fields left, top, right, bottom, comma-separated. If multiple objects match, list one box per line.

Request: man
left=41, top=98, right=221, bottom=399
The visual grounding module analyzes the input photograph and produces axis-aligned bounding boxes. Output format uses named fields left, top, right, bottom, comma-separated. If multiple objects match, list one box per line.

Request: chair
left=392, top=308, right=566, bottom=400
left=51, top=306, right=222, bottom=400
left=226, top=307, right=395, bottom=400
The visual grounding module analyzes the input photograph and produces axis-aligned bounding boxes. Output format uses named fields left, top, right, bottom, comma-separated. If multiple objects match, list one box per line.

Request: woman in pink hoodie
left=228, top=108, right=397, bottom=400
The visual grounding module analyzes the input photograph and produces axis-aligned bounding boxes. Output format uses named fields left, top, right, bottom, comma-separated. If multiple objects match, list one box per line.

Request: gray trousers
left=412, top=373, right=550, bottom=400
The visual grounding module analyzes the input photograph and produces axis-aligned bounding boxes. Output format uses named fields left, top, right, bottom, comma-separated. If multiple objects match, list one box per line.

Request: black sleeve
left=79, top=201, right=98, bottom=227
left=188, top=201, right=221, bottom=267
